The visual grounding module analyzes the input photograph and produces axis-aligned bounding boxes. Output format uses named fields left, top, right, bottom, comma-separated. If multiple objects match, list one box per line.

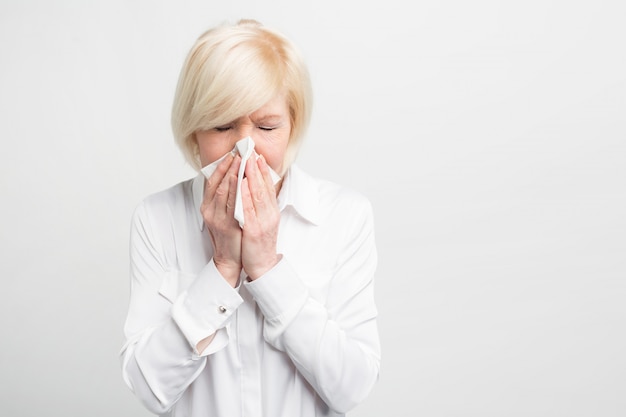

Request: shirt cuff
left=244, top=255, right=308, bottom=332
left=171, top=260, right=243, bottom=357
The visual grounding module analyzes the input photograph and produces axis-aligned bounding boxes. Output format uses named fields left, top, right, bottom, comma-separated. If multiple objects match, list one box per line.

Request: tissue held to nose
left=200, top=137, right=281, bottom=228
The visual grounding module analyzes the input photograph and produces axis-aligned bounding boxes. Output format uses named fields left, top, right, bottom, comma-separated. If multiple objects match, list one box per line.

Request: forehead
left=249, top=94, right=289, bottom=119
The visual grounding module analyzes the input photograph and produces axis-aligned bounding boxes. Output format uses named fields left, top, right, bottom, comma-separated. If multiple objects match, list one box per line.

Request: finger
left=244, top=157, right=267, bottom=206
left=243, top=163, right=280, bottom=230
left=243, top=154, right=265, bottom=190
left=226, top=166, right=238, bottom=215
left=204, top=153, right=235, bottom=200
left=215, top=155, right=241, bottom=213
left=257, top=154, right=277, bottom=193
left=240, top=177, right=256, bottom=226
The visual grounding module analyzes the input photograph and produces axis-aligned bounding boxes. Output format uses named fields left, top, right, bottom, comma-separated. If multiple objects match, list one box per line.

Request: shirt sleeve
left=244, top=198, right=380, bottom=414
left=120, top=202, right=243, bottom=414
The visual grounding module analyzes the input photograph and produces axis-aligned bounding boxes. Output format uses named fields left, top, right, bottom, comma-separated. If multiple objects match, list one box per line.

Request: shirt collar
left=277, top=164, right=321, bottom=226
left=192, top=163, right=321, bottom=231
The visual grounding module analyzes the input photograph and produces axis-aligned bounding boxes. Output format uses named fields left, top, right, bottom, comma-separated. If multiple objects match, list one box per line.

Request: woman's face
left=195, top=94, right=292, bottom=174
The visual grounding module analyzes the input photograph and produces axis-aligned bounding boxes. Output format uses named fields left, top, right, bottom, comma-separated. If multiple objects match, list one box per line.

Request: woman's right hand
left=200, top=153, right=243, bottom=287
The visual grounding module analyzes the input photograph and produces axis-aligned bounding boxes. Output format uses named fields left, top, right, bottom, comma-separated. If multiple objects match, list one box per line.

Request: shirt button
left=218, top=305, right=227, bottom=313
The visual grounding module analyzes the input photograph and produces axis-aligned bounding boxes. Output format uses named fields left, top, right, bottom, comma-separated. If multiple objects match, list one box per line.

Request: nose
left=234, top=123, right=255, bottom=141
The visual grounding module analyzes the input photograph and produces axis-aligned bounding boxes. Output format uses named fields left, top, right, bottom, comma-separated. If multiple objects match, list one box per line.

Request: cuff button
left=218, top=305, right=227, bottom=313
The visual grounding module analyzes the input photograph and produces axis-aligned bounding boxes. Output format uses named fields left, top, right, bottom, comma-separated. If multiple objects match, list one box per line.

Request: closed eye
left=214, top=125, right=232, bottom=132
left=258, top=126, right=276, bottom=131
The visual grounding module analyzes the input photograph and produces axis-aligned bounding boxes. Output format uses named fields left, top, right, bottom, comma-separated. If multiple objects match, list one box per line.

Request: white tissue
left=200, top=137, right=281, bottom=228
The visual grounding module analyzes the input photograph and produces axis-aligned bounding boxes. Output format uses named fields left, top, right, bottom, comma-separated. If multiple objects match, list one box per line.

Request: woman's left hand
left=240, top=155, right=281, bottom=280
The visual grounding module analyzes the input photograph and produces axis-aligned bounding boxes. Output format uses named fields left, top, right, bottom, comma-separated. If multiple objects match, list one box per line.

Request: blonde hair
left=171, top=19, right=312, bottom=172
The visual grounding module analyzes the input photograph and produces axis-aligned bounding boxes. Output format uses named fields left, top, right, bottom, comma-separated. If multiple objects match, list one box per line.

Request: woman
left=120, top=19, right=380, bottom=417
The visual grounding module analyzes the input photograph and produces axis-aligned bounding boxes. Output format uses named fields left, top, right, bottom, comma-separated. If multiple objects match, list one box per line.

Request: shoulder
left=131, top=178, right=194, bottom=226
left=289, top=167, right=377, bottom=268
left=290, top=165, right=374, bottom=227
left=320, top=179, right=373, bottom=220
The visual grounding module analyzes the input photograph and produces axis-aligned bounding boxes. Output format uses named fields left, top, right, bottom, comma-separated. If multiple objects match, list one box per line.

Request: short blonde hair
left=171, top=19, right=313, bottom=173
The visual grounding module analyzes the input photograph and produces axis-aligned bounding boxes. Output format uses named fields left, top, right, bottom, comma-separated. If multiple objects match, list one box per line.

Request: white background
left=1, top=1, right=624, bottom=416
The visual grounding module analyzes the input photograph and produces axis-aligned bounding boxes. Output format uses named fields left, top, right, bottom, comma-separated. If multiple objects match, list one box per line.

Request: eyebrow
left=253, top=114, right=284, bottom=123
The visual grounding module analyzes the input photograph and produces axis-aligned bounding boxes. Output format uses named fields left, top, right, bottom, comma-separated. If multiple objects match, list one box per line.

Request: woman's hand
left=241, top=155, right=281, bottom=280
left=200, top=153, right=243, bottom=287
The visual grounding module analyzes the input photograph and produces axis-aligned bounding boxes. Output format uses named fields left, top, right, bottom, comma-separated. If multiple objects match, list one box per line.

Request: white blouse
left=120, top=164, right=380, bottom=417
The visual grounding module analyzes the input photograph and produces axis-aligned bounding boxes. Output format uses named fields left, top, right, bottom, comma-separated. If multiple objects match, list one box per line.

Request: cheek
left=196, top=135, right=234, bottom=166
left=254, top=129, right=291, bottom=171
left=199, top=148, right=228, bottom=167
left=263, top=153, right=282, bottom=173
left=255, top=143, right=288, bottom=172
